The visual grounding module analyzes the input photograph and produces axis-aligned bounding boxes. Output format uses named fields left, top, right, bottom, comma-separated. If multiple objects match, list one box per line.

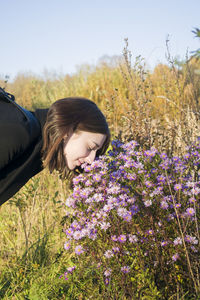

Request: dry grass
left=0, top=43, right=200, bottom=298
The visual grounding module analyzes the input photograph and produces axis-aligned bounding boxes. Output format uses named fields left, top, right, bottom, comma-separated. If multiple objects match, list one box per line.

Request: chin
left=66, top=161, right=75, bottom=170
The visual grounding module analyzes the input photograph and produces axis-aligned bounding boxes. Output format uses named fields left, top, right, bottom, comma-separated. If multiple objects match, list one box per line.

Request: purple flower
left=92, top=174, right=102, bottom=182
left=160, top=201, right=169, bottom=209
left=189, top=197, right=196, bottom=203
left=186, top=207, right=195, bottom=217
left=173, top=237, right=182, bottom=245
left=125, top=173, right=137, bottom=180
left=104, top=277, right=110, bottom=285
left=64, top=241, right=71, bottom=250
left=73, top=230, right=83, bottom=240
left=71, top=220, right=81, bottom=230
left=118, top=234, right=127, bottom=243
left=66, top=228, right=74, bottom=237
left=144, top=181, right=153, bottom=188
left=191, top=186, right=200, bottom=195
left=121, top=266, right=130, bottom=273
left=161, top=241, right=168, bottom=247
left=185, top=235, right=198, bottom=245
left=144, top=148, right=157, bottom=157
left=75, top=245, right=84, bottom=255
left=172, top=253, right=179, bottom=261
left=104, top=268, right=112, bottom=277
left=67, top=266, right=76, bottom=273
left=160, top=152, right=168, bottom=159
left=123, top=213, right=132, bottom=222
left=104, top=250, right=114, bottom=258
left=130, top=205, right=139, bottom=215
left=157, top=175, right=166, bottom=183
left=144, top=200, right=152, bottom=207
left=100, top=222, right=111, bottom=231
left=129, top=234, right=138, bottom=243
left=183, top=153, right=190, bottom=160
left=112, top=247, right=120, bottom=253
left=111, top=235, right=118, bottom=242
left=147, top=229, right=154, bottom=235
left=174, top=183, right=182, bottom=191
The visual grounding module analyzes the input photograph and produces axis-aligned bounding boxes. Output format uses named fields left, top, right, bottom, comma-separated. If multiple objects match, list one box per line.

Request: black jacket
left=0, top=96, right=48, bottom=205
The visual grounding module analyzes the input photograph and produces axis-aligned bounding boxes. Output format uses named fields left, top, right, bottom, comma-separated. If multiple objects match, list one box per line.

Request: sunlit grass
left=0, top=43, right=200, bottom=298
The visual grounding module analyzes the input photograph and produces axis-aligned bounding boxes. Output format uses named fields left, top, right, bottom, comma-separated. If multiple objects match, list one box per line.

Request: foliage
left=191, top=28, right=200, bottom=58
left=62, top=139, right=200, bottom=299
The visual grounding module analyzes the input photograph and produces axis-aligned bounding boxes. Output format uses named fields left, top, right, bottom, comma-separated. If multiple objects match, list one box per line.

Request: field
left=0, top=43, right=200, bottom=299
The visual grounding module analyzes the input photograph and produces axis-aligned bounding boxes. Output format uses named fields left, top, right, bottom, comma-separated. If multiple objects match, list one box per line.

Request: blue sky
left=0, top=0, right=199, bottom=79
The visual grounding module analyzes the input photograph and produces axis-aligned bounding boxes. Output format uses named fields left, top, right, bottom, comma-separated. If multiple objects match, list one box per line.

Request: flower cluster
left=62, top=138, right=200, bottom=294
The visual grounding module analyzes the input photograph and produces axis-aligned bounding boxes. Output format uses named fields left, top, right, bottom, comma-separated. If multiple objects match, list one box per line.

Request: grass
left=0, top=42, right=200, bottom=299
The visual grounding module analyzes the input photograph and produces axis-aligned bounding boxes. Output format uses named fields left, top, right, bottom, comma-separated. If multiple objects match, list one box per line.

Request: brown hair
left=42, top=97, right=110, bottom=178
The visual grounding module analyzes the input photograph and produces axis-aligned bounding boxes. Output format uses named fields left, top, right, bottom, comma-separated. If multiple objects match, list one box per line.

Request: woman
left=0, top=88, right=110, bottom=205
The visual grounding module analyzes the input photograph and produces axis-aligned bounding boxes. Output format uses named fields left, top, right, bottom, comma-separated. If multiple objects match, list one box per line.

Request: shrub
left=62, top=138, right=200, bottom=299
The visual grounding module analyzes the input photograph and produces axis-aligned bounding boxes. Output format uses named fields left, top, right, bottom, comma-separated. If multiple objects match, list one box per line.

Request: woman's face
left=63, top=130, right=106, bottom=170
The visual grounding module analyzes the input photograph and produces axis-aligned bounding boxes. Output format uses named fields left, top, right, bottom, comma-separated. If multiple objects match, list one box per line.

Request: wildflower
left=73, top=230, right=83, bottom=240
left=111, top=235, right=118, bottom=242
left=103, top=203, right=114, bottom=212
left=183, top=153, right=190, bottom=160
left=64, top=241, right=71, bottom=250
left=191, top=186, right=200, bottom=195
left=71, top=220, right=81, bottom=230
left=147, top=229, right=154, bottom=235
left=121, top=266, right=130, bottom=273
left=104, top=269, right=112, bottom=277
left=160, top=201, right=169, bottom=209
left=157, top=175, right=166, bottom=183
left=123, top=213, right=132, bottom=222
left=100, top=222, right=111, bottom=231
left=191, top=246, right=198, bottom=253
left=92, top=174, right=102, bottom=182
left=107, top=184, right=121, bottom=194
left=186, top=207, right=195, bottom=217
left=130, top=205, right=139, bottom=215
left=161, top=241, right=168, bottom=247
left=174, top=237, right=182, bottom=245
left=67, top=266, right=76, bottom=273
left=189, top=197, right=196, bottom=203
left=160, top=152, right=168, bottom=159
left=159, top=160, right=170, bottom=170
left=172, top=253, right=179, bottom=261
left=125, top=173, right=137, bottom=180
left=185, top=235, right=198, bottom=245
left=144, top=200, right=152, bottom=207
left=174, top=183, right=182, bottom=191
left=118, top=234, right=127, bottom=243
left=104, top=250, right=114, bottom=258
left=66, top=228, right=74, bottom=237
left=129, top=234, right=138, bottom=243
left=127, top=197, right=136, bottom=204
left=112, top=247, right=120, bottom=253
left=93, top=193, right=104, bottom=202
left=104, top=277, right=110, bottom=285
left=153, top=186, right=163, bottom=195
left=75, top=245, right=84, bottom=255
left=117, top=207, right=128, bottom=218
left=144, top=181, right=153, bottom=188
left=65, top=197, right=76, bottom=208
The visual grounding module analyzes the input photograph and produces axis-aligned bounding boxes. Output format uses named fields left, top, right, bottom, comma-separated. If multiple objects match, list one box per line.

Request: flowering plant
left=62, top=139, right=200, bottom=298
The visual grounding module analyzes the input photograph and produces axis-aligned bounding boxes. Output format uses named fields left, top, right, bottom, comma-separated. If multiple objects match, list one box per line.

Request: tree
left=191, top=27, right=200, bottom=58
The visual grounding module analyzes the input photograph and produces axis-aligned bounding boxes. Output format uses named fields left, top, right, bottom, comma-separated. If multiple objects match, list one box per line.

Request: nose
left=85, top=150, right=96, bottom=164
